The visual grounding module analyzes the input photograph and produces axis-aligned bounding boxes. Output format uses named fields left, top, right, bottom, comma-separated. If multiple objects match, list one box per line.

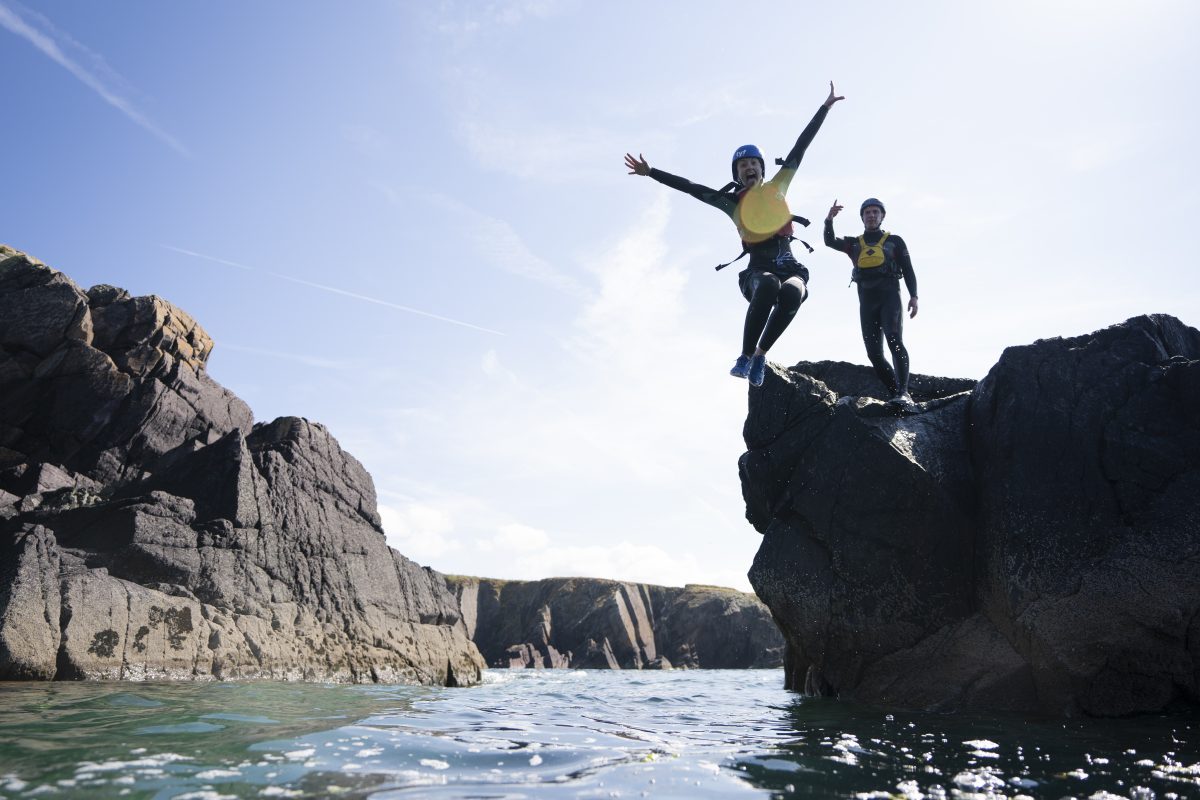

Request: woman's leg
left=757, top=276, right=808, bottom=352
left=741, top=272, right=781, bottom=356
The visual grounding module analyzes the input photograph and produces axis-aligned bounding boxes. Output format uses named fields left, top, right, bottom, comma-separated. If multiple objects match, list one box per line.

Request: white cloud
left=347, top=187, right=761, bottom=591
left=478, top=522, right=550, bottom=552
left=0, top=1, right=190, bottom=156
left=481, top=349, right=521, bottom=384
left=457, top=117, right=625, bottom=184
left=379, top=501, right=462, bottom=560
left=505, top=540, right=747, bottom=590
left=427, top=193, right=588, bottom=296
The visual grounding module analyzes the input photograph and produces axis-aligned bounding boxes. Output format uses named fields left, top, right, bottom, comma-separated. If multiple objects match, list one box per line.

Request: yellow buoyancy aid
left=856, top=232, right=890, bottom=269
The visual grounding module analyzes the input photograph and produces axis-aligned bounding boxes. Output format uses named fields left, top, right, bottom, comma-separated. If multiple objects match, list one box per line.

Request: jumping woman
left=624, top=82, right=843, bottom=386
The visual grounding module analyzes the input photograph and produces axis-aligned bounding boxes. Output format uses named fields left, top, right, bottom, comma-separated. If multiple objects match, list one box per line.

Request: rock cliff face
left=449, top=576, right=784, bottom=670
left=0, top=245, right=484, bottom=685
left=743, top=316, right=1200, bottom=716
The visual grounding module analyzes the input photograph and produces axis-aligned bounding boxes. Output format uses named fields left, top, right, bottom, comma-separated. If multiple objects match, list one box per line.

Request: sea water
left=0, top=669, right=1195, bottom=799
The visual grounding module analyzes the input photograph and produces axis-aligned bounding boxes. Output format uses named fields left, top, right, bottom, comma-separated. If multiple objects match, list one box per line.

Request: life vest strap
left=715, top=249, right=748, bottom=271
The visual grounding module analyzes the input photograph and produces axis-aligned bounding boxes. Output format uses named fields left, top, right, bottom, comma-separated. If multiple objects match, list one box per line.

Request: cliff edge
left=0, top=245, right=485, bottom=685
left=743, top=315, right=1199, bottom=716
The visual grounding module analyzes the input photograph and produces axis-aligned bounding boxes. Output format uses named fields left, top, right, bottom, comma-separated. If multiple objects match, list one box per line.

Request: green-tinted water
left=0, top=670, right=1195, bottom=798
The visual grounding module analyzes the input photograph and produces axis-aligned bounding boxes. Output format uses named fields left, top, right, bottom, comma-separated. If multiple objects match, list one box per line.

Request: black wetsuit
left=823, top=222, right=918, bottom=396
left=647, top=104, right=830, bottom=355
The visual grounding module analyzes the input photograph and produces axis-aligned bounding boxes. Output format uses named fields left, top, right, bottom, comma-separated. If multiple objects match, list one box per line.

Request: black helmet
left=731, top=144, right=765, bottom=182
left=860, top=198, right=886, bottom=217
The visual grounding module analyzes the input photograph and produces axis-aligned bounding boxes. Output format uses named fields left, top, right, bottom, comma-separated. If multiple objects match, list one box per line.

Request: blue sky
left=3, top=1, right=1197, bottom=591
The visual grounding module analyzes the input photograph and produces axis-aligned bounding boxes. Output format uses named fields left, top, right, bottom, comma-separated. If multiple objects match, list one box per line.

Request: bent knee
left=778, top=281, right=807, bottom=310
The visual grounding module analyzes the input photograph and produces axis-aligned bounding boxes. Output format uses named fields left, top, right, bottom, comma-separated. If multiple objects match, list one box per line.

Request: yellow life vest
left=856, top=232, right=890, bottom=269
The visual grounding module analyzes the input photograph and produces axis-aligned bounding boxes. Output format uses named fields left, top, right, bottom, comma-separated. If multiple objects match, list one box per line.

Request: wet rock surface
left=744, top=316, right=1200, bottom=716
left=0, top=245, right=484, bottom=685
left=448, top=576, right=784, bottom=670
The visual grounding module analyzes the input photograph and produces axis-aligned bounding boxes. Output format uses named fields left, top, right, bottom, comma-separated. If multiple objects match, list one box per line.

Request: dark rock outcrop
left=449, top=576, right=783, bottom=669
left=0, top=245, right=484, bottom=684
left=744, top=316, right=1200, bottom=716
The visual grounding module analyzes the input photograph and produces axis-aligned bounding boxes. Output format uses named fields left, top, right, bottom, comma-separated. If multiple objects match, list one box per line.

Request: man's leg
left=859, top=285, right=899, bottom=395
left=880, top=287, right=910, bottom=396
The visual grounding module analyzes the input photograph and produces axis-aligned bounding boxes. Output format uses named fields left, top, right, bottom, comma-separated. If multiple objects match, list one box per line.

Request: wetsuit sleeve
left=779, top=105, right=831, bottom=170
left=891, top=235, right=918, bottom=297
left=768, top=104, right=831, bottom=195
left=647, top=168, right=737, bottom=217
left=823, top=218, right=853, bottom=254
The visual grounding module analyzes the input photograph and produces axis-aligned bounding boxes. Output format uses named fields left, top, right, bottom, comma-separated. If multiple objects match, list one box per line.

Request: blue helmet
left=860, top=197, right=886, bottom=217
left=731, top=144, right=764, bottom=182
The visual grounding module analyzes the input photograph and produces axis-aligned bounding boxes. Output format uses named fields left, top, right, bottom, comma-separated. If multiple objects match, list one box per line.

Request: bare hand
left=624, top=153, right=650, bottom=176
left=908, top=297, right=919, bottom=319
left=826, top=199, right=843, bottom=221
left=824, top=81, right=845, bottom=108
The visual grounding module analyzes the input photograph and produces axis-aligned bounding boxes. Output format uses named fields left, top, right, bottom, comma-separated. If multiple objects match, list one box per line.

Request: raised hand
left=824, top=81, right=845, bottom=108
left=624, top=153, right=650, bottom=176
left=826, top=199, right=843, bottom=221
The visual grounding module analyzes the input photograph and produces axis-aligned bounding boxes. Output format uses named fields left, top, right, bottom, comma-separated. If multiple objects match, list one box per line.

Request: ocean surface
left=0, top=669, right=1196, bottom=799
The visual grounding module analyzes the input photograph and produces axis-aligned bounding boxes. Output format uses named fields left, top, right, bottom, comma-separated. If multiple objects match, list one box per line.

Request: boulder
left=744, top=316, right=1200, bottom=716
left=0, top=245, right=484, bottom=685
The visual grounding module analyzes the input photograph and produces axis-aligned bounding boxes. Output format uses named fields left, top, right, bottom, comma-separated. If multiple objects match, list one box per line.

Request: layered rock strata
left=743, top=316, right=1200, bottom=716
left=0, top=245, right=484, bottom=685
left=449, top=576, right=784, bottom=669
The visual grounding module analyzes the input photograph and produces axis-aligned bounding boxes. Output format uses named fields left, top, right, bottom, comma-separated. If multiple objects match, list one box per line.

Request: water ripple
left=0, top=671, right=1195, bottom=798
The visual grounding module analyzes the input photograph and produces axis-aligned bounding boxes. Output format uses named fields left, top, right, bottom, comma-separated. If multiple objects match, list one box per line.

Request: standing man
left=824, top=198, right=919, bottom=408
left=624, top=82, right=844, bottom=387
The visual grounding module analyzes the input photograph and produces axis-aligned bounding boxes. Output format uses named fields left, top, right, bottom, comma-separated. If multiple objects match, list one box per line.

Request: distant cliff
left=448, top=576, right=784, bottom=669
left=742, top=316, right=1200, bottom=716
left=0, top=245, right=484, bottom=685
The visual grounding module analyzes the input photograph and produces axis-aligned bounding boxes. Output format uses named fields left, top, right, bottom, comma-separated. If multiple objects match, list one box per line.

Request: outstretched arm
left=625, top=152, right=736, bottom=216
left=778, top=82, right=844, bottom=170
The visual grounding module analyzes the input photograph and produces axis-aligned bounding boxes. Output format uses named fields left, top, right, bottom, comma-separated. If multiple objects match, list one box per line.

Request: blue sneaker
left=730, top=355, right=752, bottom=379
left=748, top=354, right=767, bottom=387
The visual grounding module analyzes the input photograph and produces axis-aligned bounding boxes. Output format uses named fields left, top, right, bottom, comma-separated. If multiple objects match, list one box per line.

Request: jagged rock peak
left=0, top=245, right=484, bottom=685
left=1, top=245, right=212, bottom=376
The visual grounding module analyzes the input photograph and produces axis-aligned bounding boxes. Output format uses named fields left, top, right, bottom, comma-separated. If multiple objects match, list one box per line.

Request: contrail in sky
left=0, top=1, right=190, bottom=157
left=162, top=245, right=505, bottom=336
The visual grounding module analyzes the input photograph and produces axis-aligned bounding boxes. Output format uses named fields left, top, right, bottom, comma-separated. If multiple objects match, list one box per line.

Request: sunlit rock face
left=0, top=245, right=485, bottom=685
left=744, top=316, right=1200, bottom=717
left=448, top=576, right=784, bottom=670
